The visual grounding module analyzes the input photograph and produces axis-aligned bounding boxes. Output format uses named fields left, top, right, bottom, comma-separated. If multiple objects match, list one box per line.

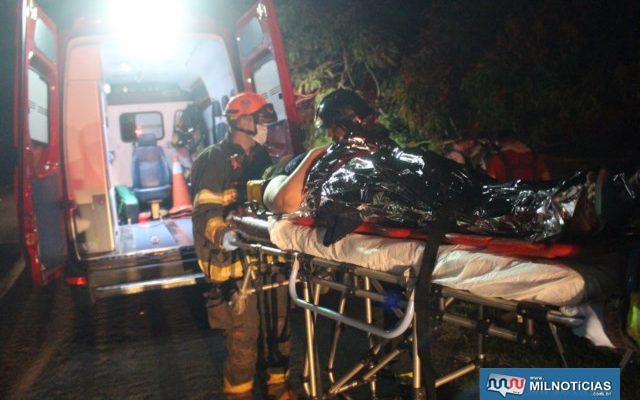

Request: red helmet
left=224, top=92, right=276, bottom=124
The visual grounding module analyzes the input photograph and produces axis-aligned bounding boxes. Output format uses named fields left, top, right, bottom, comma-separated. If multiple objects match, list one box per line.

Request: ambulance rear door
left=14, top=1, right=68, bottom=286
left=235, top=0, right=301, bottom=158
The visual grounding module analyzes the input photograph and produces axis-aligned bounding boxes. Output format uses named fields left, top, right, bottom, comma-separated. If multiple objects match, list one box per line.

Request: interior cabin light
left=108, top=0, right=185, bottom=60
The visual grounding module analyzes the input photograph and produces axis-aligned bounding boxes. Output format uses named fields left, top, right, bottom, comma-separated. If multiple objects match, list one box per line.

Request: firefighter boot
left=266, top=383, right=297, bottom=400
left=223, top=391, right=253, bottom=400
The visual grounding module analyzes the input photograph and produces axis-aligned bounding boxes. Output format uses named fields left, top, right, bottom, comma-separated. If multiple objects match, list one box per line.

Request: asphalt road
left=2, top=259, right=637, bottom=399
left=0, top=269, right=229, bottom=399
left=0, top=260, right=420, bottom=399
left=0, top=184, right=409, bottom=400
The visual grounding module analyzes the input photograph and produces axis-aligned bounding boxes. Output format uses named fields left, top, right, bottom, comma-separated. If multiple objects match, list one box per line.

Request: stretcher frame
left=232, top=222, right=637, bottom=400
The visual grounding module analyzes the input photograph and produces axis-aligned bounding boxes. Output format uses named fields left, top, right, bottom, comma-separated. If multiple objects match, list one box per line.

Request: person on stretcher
left=263, top=89, right=640, bottom=245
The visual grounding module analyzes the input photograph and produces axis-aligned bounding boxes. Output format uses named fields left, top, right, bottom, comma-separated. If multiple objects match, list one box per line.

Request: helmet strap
left=228, top=119, right=257, bottom=136
left=234, top=126, right=257, bottom=136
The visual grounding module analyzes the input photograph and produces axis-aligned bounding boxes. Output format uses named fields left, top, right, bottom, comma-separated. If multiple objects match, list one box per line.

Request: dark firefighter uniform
left=191, top=137, right=291, bottom=398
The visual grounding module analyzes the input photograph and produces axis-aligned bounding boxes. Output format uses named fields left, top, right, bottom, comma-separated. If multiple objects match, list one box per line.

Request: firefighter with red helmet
left=485, top=129, right=551, bottom=182
left=191, top=92, right=294, bottom=399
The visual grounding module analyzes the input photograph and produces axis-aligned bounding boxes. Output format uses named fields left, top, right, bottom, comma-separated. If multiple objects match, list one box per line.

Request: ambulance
left=13, top=0, right=299, bottom=304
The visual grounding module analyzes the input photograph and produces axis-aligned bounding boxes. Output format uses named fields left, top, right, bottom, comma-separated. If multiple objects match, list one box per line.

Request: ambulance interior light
left=108, top=0, right=185, bottom=60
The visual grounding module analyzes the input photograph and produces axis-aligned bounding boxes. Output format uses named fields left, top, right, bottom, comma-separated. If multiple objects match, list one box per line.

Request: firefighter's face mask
left=249, top=104, right=276, bottom=145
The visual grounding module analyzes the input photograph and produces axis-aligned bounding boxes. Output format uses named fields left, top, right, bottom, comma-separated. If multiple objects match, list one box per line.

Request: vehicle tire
left=70, top=284, right=96, bottom=313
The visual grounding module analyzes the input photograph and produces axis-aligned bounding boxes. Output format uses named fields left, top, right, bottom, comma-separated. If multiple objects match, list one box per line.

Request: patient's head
left=315, top=89, right=374, bottom=142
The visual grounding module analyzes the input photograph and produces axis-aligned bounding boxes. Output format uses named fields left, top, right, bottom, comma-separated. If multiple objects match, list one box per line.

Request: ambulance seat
left=131, top=133, right=171, bottom=215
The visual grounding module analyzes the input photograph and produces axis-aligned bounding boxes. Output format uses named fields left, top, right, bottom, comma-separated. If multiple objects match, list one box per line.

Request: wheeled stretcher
left=230, top=213, right=639, bottom=399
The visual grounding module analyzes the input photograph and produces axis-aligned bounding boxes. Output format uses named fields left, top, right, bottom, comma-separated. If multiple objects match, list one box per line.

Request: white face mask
left=253, top=124, right=268, bottom=145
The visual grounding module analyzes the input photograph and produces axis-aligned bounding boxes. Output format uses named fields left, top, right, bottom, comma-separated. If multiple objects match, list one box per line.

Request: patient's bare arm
left=263, top=146, right=328, bottom=213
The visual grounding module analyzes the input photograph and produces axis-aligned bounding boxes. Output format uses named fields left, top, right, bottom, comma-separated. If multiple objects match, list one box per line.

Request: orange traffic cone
left=169, top=156, right=193, bottom=216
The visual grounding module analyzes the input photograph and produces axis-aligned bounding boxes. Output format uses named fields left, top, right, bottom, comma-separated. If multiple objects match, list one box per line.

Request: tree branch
left=294, top=91, right=318, bottom=105
left=365, top=63, right=381, bottom=97
left=341, top=50, right=355, bottom=88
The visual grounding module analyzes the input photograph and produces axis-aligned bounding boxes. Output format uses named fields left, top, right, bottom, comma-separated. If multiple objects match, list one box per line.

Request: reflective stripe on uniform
left=194, top=188, right=237, bottom=207
left=266, top=370, right=289, bottom=385
left=198, top=259, right=243, bottom=282
left=223, top=376, right=254, bottom=394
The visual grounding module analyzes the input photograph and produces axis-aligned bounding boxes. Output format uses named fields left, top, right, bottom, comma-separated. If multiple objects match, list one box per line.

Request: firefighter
left=485, top=128, right=552, bottom=182
left=190, top=92, right=294, bottom=399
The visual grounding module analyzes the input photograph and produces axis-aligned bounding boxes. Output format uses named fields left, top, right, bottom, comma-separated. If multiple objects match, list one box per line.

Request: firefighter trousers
left=206, top=276, right=291, bottom=396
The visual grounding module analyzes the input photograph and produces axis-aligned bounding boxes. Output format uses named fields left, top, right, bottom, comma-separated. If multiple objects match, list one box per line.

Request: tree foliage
left=460, top=1, right=640, bottom=156
left=276, top=0, right=640, bottom=158
left=275, top=0, right=422, bottom=145
left=390, top=0, right=511, bottom=139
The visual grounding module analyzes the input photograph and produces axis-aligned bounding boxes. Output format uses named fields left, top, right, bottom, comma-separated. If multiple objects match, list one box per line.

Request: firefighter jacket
left=486, top=139, right=551, bottom=182
left=191, top=137, right=272, bottom=282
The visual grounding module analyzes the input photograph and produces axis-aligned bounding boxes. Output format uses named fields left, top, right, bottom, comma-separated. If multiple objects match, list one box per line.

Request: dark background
left=2, top=0, right=639, bottom=186
left=0, top=1, right=16, bottom=186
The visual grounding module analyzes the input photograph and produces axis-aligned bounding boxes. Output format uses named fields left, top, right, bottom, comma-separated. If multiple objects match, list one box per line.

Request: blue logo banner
left=479, top=368, right=620, bottom=399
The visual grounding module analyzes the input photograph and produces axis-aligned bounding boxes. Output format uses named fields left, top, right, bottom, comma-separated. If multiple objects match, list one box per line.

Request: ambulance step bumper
left=93, top=272, right=205, bottom=298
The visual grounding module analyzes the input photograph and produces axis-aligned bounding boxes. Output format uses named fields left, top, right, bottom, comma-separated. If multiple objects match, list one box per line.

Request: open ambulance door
left=13, top=2, right=68, bottom=286
left=236, top=0, right=301, bottom=158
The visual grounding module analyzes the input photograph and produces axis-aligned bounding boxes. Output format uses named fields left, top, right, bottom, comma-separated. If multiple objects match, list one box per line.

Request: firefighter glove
left=222, top=230, right=239, bottom=252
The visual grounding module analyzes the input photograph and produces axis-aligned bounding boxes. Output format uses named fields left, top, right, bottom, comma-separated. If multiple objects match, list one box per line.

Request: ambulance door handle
left=108, top=150, right=115, bottom=164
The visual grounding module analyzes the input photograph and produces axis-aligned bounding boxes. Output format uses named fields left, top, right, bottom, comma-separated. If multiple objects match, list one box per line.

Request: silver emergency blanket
left=299, top=129, right=635, bottom=245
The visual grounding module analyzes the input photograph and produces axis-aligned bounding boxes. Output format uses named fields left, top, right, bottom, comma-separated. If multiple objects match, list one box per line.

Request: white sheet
left=269, top=218, right=619, bottom=307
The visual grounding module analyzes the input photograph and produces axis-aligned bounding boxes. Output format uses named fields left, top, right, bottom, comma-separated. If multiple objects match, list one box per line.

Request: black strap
left=234, top=126, right=257, bottom=136
left=414, top=206, right=455, bottom=399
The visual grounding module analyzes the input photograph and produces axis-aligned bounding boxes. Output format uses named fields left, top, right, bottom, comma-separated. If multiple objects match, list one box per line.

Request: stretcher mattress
left=269, top=218, right=623, bottom=307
